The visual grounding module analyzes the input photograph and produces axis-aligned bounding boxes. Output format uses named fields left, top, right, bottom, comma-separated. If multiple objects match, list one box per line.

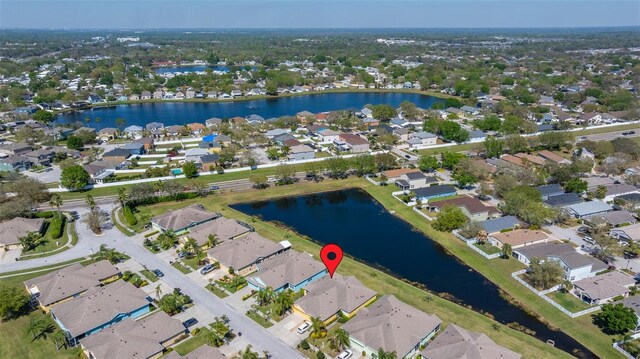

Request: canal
left=231, top=188, right=593, bottom=358
left=55, top=91, right=445, bottom=129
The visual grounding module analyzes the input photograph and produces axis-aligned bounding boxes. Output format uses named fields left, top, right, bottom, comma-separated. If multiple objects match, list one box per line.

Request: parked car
left=200, top=264, right=215, bottom=275
left=183, top=318, right=198, bottom=327
left=297, top=322, right=311, bottom=334
left=583, top=236, right=595, bottom=244
left=622, top=131, right=636, bottom=136
left=209, top=185, right=220, bottom=190
left=267, top=177, right=277, bottom=183
left=336, top=350, right=354, bottom=359
left=153, top=269, right=164, bottom=277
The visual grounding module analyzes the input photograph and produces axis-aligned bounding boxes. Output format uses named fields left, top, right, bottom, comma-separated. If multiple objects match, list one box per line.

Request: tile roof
left=342, top=295, right=442, bottom=357
left=207, top=232, right=289, bottom=271
left=382, top=168, right=421, bottom=179
left=24, top=260, right=120, bottom=306
left=51, top=281, right=150, bottom=338
left=80, top=311, right=185, bottom=359
left=421, top=324, right=521, bottom=359
left=295, top=274, right=377, bottom=321
left=491, top=229, right=549, bottom=247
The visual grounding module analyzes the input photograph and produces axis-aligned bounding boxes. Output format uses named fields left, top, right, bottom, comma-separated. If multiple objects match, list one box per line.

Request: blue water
left=55, top=92, right=446, bottom=129
left=232, top=189, right=592, bottom=358
left=154, top=65, right=230, bottom=74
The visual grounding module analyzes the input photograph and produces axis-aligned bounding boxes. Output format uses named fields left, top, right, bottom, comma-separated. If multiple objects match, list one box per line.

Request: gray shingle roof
left=152, top=204, right=218, bottom=232
left=568, top=200, right=613, bottom=217
left=207, top=232, right=289, bottom=271
left=247, top=250, right=326, bottom=290
left=479, top=216, right=521, bottom=233
left=421, top=324, right=521, bottom=359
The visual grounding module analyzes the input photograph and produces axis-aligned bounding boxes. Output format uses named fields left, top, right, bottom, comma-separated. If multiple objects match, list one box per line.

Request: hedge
left=123, top=205, right=138, bottom=226
left=49, top=215, right=65, bottom=239
left=35, top=211, right=55, bottom=218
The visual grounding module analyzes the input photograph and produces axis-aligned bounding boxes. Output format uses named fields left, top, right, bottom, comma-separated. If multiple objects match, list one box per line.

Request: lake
left=231, top=188, right=592, bottom=358
left=54, top=92, right=446, bottom=129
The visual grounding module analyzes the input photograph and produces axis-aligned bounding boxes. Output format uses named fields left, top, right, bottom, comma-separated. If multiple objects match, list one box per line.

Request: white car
left=297, top=322, right=311, bottom=334
left=336, top=350, right=353, bottom=359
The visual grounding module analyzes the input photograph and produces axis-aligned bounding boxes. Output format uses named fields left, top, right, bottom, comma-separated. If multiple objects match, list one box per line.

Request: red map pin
left=320, top=243, right=343, bottom=278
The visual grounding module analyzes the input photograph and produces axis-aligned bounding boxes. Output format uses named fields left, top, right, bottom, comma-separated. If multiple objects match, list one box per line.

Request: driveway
left=546, top=224, right=592, bottom=249
left=267, top=312, right=308, bottom=347
left=23, top=165, right=61, bottom=184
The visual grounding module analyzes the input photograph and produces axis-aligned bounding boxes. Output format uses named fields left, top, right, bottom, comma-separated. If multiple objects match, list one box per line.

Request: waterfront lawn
left=140, top=269, right=160, bottom=282
left=0, top=311, right=82, bottom=359
left=131, top=178, right=620, bottom=358
left=473, top=242, right=502, bottom=255
left=547, top=291, right=592, bottom=313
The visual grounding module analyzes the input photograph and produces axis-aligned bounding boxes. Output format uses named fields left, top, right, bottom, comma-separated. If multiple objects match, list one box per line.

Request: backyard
left=546, top=291, right=593, bottom=313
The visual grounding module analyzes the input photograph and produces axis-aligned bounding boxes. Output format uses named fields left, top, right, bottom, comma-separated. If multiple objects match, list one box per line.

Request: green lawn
left=172, top=261, right=192, bottom=274
left=246, top=310, right=274, bottom=328
left=140, top=269, right=160, bottom=282
left=182, top=257, right=202, bottom=270
left=473, top=242, right=502, bottom=255
left=20, top=218, right=68, bottom=257
left=172, top=328, right=213, bottom=355
left=112, top=208, right=135, bottom=237
left=215, top=277, right=247, bottom=294
left=547, top=291, right=593, bottom=313
left=206, top=283, right=229, bottom=298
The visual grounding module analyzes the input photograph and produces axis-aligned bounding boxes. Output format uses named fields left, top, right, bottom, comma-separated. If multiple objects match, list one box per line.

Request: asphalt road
left=578, top=129, right=639, bottom=142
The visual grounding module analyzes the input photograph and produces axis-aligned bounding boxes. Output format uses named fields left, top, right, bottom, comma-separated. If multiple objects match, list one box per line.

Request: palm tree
left=377, top=348, right=397, bottom=359
left=117, top=187, right=128, bottom=208
left=52, top=330, right=68, bottom=351
left=309, top=316, right=327, bottom=338
left=234, top=345, right=259, bottom=359
left=96, top=245, right=127, bottom=264
left=476, top=230, right=488, bottom=245
left=155, top=285, right=163, bottom=299
left=231, top=276, right=246, bottom=292
left=501, top=243, right=513, bottom=259
left=49, top=193, right=62, bottom=216
left=207, top=329, right=225, bottom=347
left=257, top=286, right=275, bottom=306
left=24, top=317, right=55, bottom=341
left=95, top=117, right=101, bottom=130
left=332, top=328, right=350, bottom=351
left=85, top=194, right=96, bottom=210
left=183, top=237, right=198, bottom=254
left=275, top=289, right=294, bottom=316
left=207, top=233, right=219, bottom=248
left=19, top=232, right=41, bottom=251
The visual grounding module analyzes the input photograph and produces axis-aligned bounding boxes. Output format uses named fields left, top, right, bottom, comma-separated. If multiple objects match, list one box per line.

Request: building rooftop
left=247, top=250, right=326, bottom=290
left=152, top=204, right=218, bottom=232
left=24, top=260, right=120, bottom=306
left=568, top=200, right=613, bottom=217
left=207, top=232, right=290, bottom=271
left=295, top=274, right=377, bottom=322
left=0, top=217, right=45, bottom=246
left=515, top=242, right=607, bottom=271
left=429, top=195, right=499, bottom=216
left=535, top=184, right=565, bottom=198
left=51, top=281, right=150, bottom=338
left=421, top=324, right=521, bottom=359
left=342, top=295, right=442, bottom=357
left=414, top=185, right=457, bottom=199
left=543, top=192, right=584, bottom=207
left=479, top=216, right=521, bottom=234
left=491, top=229, right=549, bottom=247
left=164, top=345, right=227, bottom=359
left=186, top=217, right=252, bottom=246
left=574, top=271, right=636, bottom=301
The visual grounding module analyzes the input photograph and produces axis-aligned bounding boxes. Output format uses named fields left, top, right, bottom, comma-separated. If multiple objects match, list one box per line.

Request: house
left=186, top=122, right=206, bottom=135
left=24, top=260, right=120, bottom=310
left=84, top=161, right=115, bottom=184
left=296, top=111, right=315, bottom=123
left=145, top=122, right=165, bottom=132
left=123, top=125, right=144, bottom=139
left=102, top=148, right=131, bottom=164
left=166, top=125, right=184, bottom=137
left=394, top=127, right=410, bottom=141
left=427, top=195, right=500, bottom=221
left=407, top=131, right=437, bottom=147
left=293, top=274, right=377, bottom=324
left=602, top=184, right=640, bottom=202
left=198, top=153, right=220, bottom=171
left=596, top=211, right=637, bottom=227
left=421, top=324, right=521, bottom=359
left=164, top=345, right=227, bottom=359
left=288, top=144, right=316, bottom=161
left=514, top=153, right=546, bottom=166
left=335, top=134, right=370, bottom=153
left=134, top=137, right=155, bottom=151
left=247, top=250, right=327, bottom=292
left=489, top=229, right=550, bottom=249
left=151, top=204, right=219, bottom=233
left=182, top=216, right=253, bottom=247
left=573, top=271, right=636, bottom=305
left=342, top=295, right=442, bottom=359
left=584, top=176, right=616, bottom=191
left=316, top=129, right=341, bottom=142
left=207, top=233, right=291, bottom=276
left=98, top=128, right=118, bottom=142
left=50, top=281, right=151, bottom=344
left=0, top=142, right=32, bottom=156
left=394, top=171, right=436, bottom=190
left=610, top=223, right=640, bottom=242
left=513, top=242, right=607, bottom=282
left=543, top=193, right=584, bottom=208
left=620, top=296, right=640, bottom=333
left=413, top=185, right=457, bottom=202
left=122, top=142, right=145, bottom=156
left=382, top=168, right=422, bottom=182
left=0, top=217, right=46, bottom=249
left=460, top=105, right=480, bottom=115
left=478, top=216, right=521, bottom=234
left=567, top=200, right=613, bottom=219
left=87, top=94, right=104, bottom=104
left=538, top=150, right=571, bottom=165
left=140, top=91, right=152, bottom=100
left=80, top=311, right=186, bottom=359
left=265, top=128, right=290, bottom=139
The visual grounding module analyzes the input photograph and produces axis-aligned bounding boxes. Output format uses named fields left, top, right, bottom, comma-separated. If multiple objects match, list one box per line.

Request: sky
left=1, top=0, right=639, bottom=29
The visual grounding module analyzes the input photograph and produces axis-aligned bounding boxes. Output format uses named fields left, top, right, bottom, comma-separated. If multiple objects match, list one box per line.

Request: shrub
left=299, top=340, right=310, bottom=350
left=48, top=215, right=65, bottom=239
left=35, top=211, right=55, bottom=218
left=122, top=271, right=133, bottom=281
left=316, top=351, right=325, bottom=359
left=191, top=327, right=200, bottom=335
left=123, top=205, right=138, bottom=225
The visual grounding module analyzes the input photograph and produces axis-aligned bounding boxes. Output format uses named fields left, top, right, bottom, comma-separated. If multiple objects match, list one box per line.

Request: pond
left=54, top=91, right=446, bottom=129
left=231, top=188, right=593, bottom=358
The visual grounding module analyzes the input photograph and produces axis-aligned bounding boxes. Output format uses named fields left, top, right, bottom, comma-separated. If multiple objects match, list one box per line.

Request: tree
left=524, top=258, right=563, bottom=290
left=611, top=137, right=640, bottom=160
left=0, top=286, right=30, bottom=320
left=275, top=164, right=297, bottom=183
left=234, top=345, right=259, bottom=359
left=379, top=173, right=388, bottom=186
left=484, top=137, right=503, bottom=158
left=452, top=171, right=478, bottom=188
left=249, top=174, right=268, bottom=189
left=593, top=185, right=608, bottom=200
left=503, top=134, right=529, bottom=154
left=564, top=178, right=587, bottom=194
left=501, top=243, right=513, bottom=259
left=96, top=245, right=127, bottom=264
left=432, top=206, right=468, bottom=232
left=439, top=120, right=469, bottom=143
left=374, top=153, right=397, bottom=171
left=275, top=289, right=294, bottom=316
left=117, top=187, right=128, bottom=208
left=594, top=304, right=638, bottom=335
left=19, top=232, right=42, bottom=251
left=372, top=104, right=396, bottom=121
left=60, top=165, right=90, bottom=191
left=376, top=348, right=397, bottom=359
left=537, top=131, right=573, bottom=150
left=33, top=110, right=54, bottom=123
left=83, top=209, right=106, bottom=234
left=332, top=328, right=350, bottom=351
left=65, top=135, right=84, bottom=150
left=24, top=317, right=55, bottom=341
left=49, top=193, right=62, bottom=215
left=325, top=157, right=350, bottom=178
left=52, top=330, right=68, bottom=351
left=459, top=221, right=483, bottom=239
left=115, top=117, right=127, bottom=131
left=257, top=287, right=275, bottom=306
left=400, top=101, right=419, bottom=119
left=418, top=154, right=438, bottom=172
left=158, top=293, right=181, bottom=315
left=350, top=154, right=376, bottom=176
left=310, top=317, right=327, bottom=338
left=477, top=182, right=493, bottom=199
left=441, top=151, right=465, bottom=169
left=182, top=161, right=198, bottom=178
left=85, top=194, right=96, bottom=210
